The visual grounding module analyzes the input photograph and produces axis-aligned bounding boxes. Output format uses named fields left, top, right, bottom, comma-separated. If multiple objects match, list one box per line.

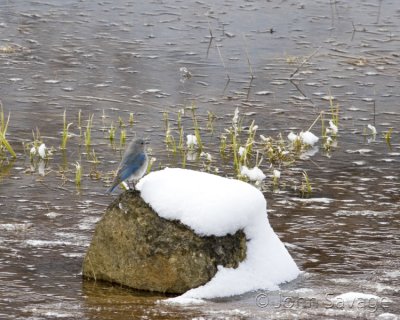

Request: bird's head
left=132, top=138, right=149, bottom=152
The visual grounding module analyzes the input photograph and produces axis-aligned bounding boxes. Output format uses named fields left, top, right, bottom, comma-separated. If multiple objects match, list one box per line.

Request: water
left=1, top=0, right=399, bottom=319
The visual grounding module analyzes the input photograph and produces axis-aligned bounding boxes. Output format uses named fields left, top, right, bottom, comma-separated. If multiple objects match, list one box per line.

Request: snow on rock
left=240, top=165, right=266, bottom=182
left=136, top=168, right=300, bottom=300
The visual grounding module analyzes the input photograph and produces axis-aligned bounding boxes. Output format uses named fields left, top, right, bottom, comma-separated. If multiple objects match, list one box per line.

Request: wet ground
left=1, top=0, right=399, bottom=319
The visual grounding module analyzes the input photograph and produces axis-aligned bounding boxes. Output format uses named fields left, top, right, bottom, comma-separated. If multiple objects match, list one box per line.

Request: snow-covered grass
left=12, top=102, right=344, bottom=198
left=240, top=165, right=266, bottom=182
left=137, top=168, right=300, bottom=301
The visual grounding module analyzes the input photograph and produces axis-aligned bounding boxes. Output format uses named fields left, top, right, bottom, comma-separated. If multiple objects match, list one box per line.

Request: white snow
left=299, top=131, right=319, bottom=146
left=186, top=134, right=198, bottom=148
left=30, top=146, right=36, bottom=156
left=333, top=292, right=381, bottom=302
left=329, top=120, right=338, bottom=134
left=240, top=165, right=266, bottom=182
left=287, top=132, right=299, bottom=142
left=273, top=169, right=281, bottom=179
left=136, top=168, right=300, bottom=300
left=367, top=124, right=377, bottom=135
left=38, top=143, right=47, bottom=159
left=288, top=131, right=319, bottom=146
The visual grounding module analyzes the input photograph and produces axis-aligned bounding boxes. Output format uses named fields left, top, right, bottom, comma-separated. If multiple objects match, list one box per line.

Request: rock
left=82, top=190, right=247, bottom=294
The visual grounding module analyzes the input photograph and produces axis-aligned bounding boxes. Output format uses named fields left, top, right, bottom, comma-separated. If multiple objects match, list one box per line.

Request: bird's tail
left=105, top=183, right=117, bottom=194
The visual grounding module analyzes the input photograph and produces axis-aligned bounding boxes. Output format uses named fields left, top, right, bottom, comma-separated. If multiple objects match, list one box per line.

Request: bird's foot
left=127, top=181, right=138, bottom=193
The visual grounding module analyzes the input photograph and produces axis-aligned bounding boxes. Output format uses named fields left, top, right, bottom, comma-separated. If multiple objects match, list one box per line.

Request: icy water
left=1, top=0, right=399, bottom=319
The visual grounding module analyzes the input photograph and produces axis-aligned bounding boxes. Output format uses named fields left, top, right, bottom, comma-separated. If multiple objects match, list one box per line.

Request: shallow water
left=1, top=0, right=399, bottom=319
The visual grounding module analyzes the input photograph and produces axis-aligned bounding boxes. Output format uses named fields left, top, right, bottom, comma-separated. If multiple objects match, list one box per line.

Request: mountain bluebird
left=106, top=138, right=148, bottom=193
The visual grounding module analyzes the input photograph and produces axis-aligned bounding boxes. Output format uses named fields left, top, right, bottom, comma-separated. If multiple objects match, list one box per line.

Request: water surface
left=0, top=0, right=399, bottom=319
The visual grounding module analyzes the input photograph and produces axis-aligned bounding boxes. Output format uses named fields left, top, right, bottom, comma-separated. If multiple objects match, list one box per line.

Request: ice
left=255, top=90, right=272, bottom=95
left=333, top=292, right=381, bottom=301
left=293, top=197, right=334, bottom=204
left=137, top=168, right=300, bottom=300
left=162, top=297, right=206, bottom=305
left=377, top=313, right=399, bottom=320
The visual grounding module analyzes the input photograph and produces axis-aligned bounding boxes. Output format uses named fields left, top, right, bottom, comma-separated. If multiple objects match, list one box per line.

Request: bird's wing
left=106, top=152, right=147, bottom=194
left=117, top=152, right=147, bottom=182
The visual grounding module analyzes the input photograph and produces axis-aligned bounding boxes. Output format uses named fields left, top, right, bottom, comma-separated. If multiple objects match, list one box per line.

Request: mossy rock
left=82, top=190, right=247, bottom=294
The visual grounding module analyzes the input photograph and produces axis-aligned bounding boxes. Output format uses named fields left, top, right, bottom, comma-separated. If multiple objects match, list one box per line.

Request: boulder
left=82, top=190, right=247, bottom=294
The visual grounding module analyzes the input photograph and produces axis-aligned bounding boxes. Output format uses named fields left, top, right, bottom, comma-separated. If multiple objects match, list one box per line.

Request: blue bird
left=106, top=138, right=148, bottom=194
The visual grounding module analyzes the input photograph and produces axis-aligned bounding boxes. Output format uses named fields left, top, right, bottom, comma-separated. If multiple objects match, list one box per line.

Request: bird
left=106, top=138, right=148, bottom=194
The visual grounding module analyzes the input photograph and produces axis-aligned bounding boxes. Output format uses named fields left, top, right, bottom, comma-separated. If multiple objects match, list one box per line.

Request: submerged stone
left=82, top=191, right=247, bottom=294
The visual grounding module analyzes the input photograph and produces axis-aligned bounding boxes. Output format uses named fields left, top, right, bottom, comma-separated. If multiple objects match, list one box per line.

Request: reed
left=384, top=128, right=393, bottom=148
left=177, top=109, right=184, bottom=150
left=84, top=114, right=94, bottom=149
left=300, top=171, right=312, bottom=197
left=60, top=110, right=73, bottom=150
left=190, top=105, right=203, bottom=151
left=109, top=122, right=116, bottom=142
left=77, top=109, right=82, bottom=137
left=74, top=161, right=82, bottom=187
left=120, top=128, right=126, bottom=148
left=129, top=113, right=134, bottom=126
left=207, top=111, right=216, bottom=133
left=0, top=103, right=16, bottom=158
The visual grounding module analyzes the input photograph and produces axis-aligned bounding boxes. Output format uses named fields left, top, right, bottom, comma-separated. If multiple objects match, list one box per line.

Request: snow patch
left=299, top=131, right=319, bottom=146
left=186, top=134, right=198, bottom=147
left=240, top=166, right=266, bottom=182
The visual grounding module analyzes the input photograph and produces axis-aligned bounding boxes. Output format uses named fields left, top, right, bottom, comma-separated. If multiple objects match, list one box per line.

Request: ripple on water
left=21, top=301, right=84, bottom=319
left=0, top=223, right=33, bottom=231
left=332, top=210, right=396, bottom=217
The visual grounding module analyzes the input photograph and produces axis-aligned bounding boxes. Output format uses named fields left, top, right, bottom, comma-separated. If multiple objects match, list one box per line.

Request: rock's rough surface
left=82, top=191, right=247, bottom=294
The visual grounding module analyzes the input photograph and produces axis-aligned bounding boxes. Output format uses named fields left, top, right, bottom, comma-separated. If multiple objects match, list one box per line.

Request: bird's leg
left=126, top=180, right=132, bottom=190
left=126, top=180, right=136, bottom=191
